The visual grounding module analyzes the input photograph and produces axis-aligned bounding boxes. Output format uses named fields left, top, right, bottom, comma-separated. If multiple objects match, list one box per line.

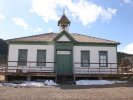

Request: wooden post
left=73, top=63, right=76, bottom=83
left=27, top=76, right=31, bottom=81
left=88, top=64, right=89, bottom=75
left=55, top=62, right=57, bottom=83
left=5, top=61, right=8, bottom=82
left=99, top=66, right=100, bottom=74
left=29, top=61, right=30, bottom=72
left=73, top=74, right=76, bottom=84
left=17, top=61, right=18, bottom=73
left=110, top=64, right=112, bottom=75
left=131, top=63, right=133, bottom=79
left=117, top=63, right=118, bottom=74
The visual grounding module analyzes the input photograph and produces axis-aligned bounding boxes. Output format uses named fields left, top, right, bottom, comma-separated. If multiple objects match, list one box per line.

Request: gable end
left=53, top=30, right=76, bottom=42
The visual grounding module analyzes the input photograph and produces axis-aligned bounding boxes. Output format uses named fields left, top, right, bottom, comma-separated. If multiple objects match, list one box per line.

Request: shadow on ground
left=56, top=81, right=133, bottom=90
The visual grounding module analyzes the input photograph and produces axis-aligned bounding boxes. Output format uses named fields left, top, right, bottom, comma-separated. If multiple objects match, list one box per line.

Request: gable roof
left=71, top=33, right=119, bottom=44
left=7, top=33, right=120, bottom=44
left=8, top=33, right=57, bottom=42
left=53, top=30, right=76, bottom=42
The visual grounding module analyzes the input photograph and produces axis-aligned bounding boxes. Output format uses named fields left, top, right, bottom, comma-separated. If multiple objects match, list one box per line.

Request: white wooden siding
left=73, top=46, right=117, bottom=74
left=8, top=44, right=54, bottom=72
left=8, top=44, right=118, bottom=74
left=57, top=35, right=70, bottom=41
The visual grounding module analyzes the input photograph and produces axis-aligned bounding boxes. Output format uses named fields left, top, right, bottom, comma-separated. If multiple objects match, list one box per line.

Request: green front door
left=56, top=51, right=72, bottom=76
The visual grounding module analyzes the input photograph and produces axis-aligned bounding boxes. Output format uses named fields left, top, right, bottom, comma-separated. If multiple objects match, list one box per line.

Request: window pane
left=100, top=55, right=104, bottom=59
left=37, top=50, right=46, bottom=66
left=18, top=49, right=27, bottom=66
left=99, top=51, right=108, bottom=67
left=81, top=51, right=90, bottom=67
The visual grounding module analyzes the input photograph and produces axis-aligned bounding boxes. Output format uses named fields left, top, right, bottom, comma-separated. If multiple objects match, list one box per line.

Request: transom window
left=99, top=51, right=108, bottom=67
left=81, top=51, right=90, bottom=67
left=18, top=49, right=28, bottom=66
left=37, top=50, right=46, bottom=66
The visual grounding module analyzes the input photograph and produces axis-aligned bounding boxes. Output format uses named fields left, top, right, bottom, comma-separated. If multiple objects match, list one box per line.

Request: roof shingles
left=7, top=33, right=119, bottom=44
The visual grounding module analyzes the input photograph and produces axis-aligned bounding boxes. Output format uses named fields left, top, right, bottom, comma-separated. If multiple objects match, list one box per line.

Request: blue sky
left=0, top=0, right=133, bottom=54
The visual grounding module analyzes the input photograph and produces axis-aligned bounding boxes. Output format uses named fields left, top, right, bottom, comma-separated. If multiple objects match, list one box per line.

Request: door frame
left=56, top=50, right=72, bottom=75
left=54, top=43, right=73, bottom=76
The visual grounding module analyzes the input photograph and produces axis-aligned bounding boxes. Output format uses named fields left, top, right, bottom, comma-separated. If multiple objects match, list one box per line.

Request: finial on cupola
left=58, top=10, right=71, bottom=32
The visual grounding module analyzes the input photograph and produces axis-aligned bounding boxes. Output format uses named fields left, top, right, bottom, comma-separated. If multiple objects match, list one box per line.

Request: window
left=37, top=50, right=46, bottom=66
left=81, top=51, right=90, bottom=67
left=99, top=51, right=108, bottom=67
left=18, top=49, right=28, bottom=66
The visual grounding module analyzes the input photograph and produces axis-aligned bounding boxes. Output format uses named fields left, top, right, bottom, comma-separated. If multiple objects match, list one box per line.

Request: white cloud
left=12, top=17, right=29, bottom=29
left=67, top=1, right=117, bottom=25
left=31, top=0, right=117, bottom=26
left=123, top=0, right=133, bottom=4
left=124, top=43, right=133, bottom=54
left=31, top=0, right=59, bottom=22
left=66, top=0, right=103, bottom=25
left=0, top=14, right=5, bottom=20
left=48, top=27, right=53, bottom=32
left=101, top=8, right=117, bottom=22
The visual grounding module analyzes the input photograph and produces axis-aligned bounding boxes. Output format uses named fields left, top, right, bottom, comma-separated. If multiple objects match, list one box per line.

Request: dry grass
left=0, top=82, right=133, bottom=100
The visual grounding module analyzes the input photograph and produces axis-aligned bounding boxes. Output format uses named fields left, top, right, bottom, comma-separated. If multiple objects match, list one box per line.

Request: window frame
left=81, top=51, right=90, bottom=67
left=36, top=50, right=46, bottom=66
left=18, top=49, right=28, bottom=66
left=99, top=51, right=108, bottom=67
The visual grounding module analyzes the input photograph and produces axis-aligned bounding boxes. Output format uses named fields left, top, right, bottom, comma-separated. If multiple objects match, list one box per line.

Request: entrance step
left=57, top=76, right=75, bottom=84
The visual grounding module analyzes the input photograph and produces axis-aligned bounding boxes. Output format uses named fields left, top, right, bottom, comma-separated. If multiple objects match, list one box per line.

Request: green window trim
left=37, top=50, right=46, bottom=66
left=18, top=49, right=28, bottom=66
left=99, top=51, right=108, bottom=67
left=81, top=51, right=90, bottom=67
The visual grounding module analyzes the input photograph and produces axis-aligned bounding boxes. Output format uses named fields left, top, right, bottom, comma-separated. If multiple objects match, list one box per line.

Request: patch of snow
left=19, top=81, right=45, bottom=87
left=112, top=81, right=127, bottom=84
left=0, top=80, right=57, bottom=87
left=0, top=80, right=127, bottom=87
left=0, top=83, right=4, bottom=87
left=76, top=80, right=127, bottom=85
left=3, top=83, right=18, bottom=87
left=45, top=80, right=57, bottom=86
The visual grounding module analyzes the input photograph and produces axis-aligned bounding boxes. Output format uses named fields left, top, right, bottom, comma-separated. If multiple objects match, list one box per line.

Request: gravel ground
left=0, top=82, right=133, bottom=100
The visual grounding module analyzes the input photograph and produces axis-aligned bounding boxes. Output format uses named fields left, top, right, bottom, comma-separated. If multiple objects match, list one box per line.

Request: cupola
left=58, top=14, right=71, bottom=32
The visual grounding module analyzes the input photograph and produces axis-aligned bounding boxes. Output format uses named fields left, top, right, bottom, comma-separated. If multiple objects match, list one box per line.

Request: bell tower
left=58, top=14, right=71, bottom=32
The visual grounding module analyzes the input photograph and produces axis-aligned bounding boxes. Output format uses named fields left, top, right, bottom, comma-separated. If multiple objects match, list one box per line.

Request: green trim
left=53, top=30, right=76, bottom=42
left=55, top=42, right=73, bottom=75
left=56, top=50, right=72, bottom=75
left=71, top=44, right=74, bottom=75
left=7, top=38, right=118, bottom=48
left=18, top=49, right=28, bottom=66
left=36, top=50, right=46, bottom=66
left=8, top=41, right=55, bottom=45
left=74, top=42, right=118, bottom=47
left=116, top=46, right=118, bottom=63
left=55, top=45, right=73, bottom=50
left=81, top=51, right=90, bottom=67
left=8, top=41, right=118, bottom=47
left=116, top=46, right=118, bottom=73
left=54, top=44, right=57, bottom=76
left=99, top=51, right=108, bottom=67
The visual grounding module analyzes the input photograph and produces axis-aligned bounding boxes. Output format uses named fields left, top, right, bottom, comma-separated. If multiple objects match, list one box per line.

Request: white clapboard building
left=7, top=14, right=120, bottom=81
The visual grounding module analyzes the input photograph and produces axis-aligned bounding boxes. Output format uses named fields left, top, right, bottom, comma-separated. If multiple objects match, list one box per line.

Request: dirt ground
left=0, top=82, right=133, bottom=100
